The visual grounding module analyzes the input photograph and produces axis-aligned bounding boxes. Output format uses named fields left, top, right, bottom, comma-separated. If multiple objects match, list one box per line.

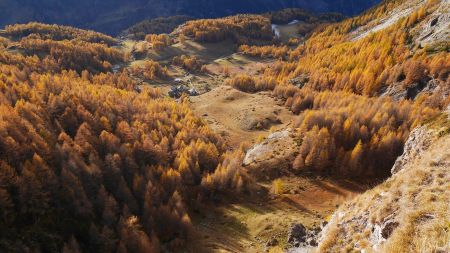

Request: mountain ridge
left=0, top=0, right=381, bottom=35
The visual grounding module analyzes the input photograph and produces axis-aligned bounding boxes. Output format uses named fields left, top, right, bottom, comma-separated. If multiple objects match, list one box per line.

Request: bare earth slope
left=190, top=85, right=293, bottom=148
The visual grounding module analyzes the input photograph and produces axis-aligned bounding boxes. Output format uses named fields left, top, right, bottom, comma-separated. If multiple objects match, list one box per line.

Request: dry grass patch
left=318, top=124, right=450, bottom=252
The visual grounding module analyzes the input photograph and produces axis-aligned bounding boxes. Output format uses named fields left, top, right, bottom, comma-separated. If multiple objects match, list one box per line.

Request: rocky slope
left=352, top=0, right=449, bottom=49
left=351, top=0, right=426, bottom=41
left=317, top=111, right=450, bottom=252
left=412, top=0, right=449, bottom=49
left=285, top=2, right=450, bottom=251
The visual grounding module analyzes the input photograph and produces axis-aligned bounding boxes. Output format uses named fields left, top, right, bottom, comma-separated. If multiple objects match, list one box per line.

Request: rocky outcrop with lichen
left=413, top=1, right=450, bottom=49
left=390, top=125, right=436, bottom=174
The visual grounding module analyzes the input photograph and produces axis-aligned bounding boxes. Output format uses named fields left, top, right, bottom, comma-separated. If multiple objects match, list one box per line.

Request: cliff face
left=317, top=112, right=450, bottom=252
left=0, top=0, right=381, bottom=35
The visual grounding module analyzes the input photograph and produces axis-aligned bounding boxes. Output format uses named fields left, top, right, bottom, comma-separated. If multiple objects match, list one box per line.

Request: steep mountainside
left=299, top=0, right=450, bottom=251
left=318, top=112, right=450, bottom=252
left=0, top=0, right=380, bottom=35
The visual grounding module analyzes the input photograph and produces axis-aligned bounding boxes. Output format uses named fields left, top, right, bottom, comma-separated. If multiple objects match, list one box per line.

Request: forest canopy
left=0, top=23, right=244, bottom=253
left=178, top=15, right=274, bottom=44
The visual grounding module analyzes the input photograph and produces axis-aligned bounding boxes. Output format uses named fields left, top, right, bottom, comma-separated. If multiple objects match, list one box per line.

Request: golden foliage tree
left=0, top=26, right=234, bottom=252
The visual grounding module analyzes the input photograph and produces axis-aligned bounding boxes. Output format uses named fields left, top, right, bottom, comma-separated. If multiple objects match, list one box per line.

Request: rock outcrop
left=287, top=223, right=322, bottom=253
left=391, top=125, right=436, bottom=174
left=289, top=223, right=320, bottom=246
left=243, top=129, right=300, bottom=179
left=414, top=1, right=450, bottom=49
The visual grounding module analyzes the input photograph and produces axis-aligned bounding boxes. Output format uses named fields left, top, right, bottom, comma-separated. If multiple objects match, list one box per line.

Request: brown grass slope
left=318, top=113, right=450, bottom=252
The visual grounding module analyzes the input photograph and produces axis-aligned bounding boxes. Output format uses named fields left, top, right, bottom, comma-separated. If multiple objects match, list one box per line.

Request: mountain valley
left=0, top=1, right=449, bottom=252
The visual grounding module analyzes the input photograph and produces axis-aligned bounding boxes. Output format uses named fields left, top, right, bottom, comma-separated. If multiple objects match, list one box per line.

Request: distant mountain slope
left=0, top=0, right=380, bottom=35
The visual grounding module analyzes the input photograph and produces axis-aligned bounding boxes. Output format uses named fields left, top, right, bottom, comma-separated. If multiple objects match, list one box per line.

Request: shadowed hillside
left=0, top=0, right=380, bottom=35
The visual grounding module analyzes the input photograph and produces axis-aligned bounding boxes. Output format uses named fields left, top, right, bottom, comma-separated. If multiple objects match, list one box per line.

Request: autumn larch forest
left=0, top=0, right=448, bottom=252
